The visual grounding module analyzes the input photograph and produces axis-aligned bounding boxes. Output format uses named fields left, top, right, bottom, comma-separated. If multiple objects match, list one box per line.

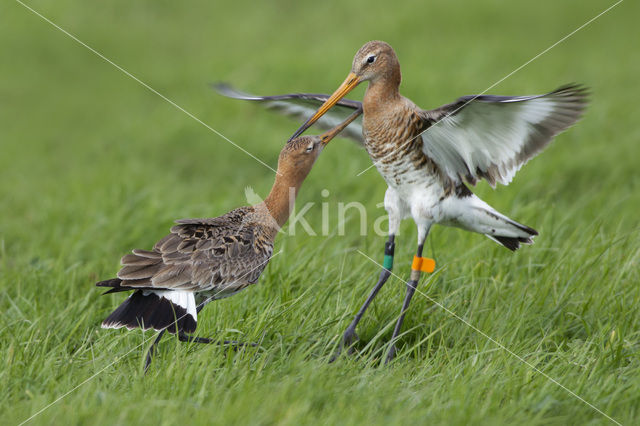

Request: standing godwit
left=288, top=40, right=588, bottom=362
left=97, top=108, right=361, bottom=370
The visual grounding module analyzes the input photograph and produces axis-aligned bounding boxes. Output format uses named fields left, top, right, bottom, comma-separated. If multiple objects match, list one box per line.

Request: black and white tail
left=476, top=203, right=538, bottom=251
left=486, top=230, right=537, bottom=251
left=444, top=194, right=538, bottom=251
left=97, top=279, right=197, bottom=334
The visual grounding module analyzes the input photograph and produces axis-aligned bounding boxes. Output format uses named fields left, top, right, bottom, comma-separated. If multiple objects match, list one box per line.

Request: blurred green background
left=1, top=1, right=638, bottom=425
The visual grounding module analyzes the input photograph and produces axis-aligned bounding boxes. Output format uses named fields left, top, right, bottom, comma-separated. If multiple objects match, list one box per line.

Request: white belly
left=381, top=169, right=446, bottom=234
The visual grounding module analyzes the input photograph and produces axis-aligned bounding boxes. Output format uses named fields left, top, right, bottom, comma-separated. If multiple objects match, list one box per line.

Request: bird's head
left=350, top=40, right=400, bottom=85
left=277, top=107, right=361, bottom=181
left=288, top=40, right=399, bottom=140
left=276, top=135, right=324, bottom=181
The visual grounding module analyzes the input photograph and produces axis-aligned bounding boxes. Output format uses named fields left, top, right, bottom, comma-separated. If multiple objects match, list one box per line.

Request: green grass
left=2, top=0, right=639, bottom=424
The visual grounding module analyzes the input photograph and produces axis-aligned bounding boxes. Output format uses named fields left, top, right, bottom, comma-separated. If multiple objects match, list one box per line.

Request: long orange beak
left=319, top=107, right=363, bottom=145
left=289, top=72, right=361, bottom=141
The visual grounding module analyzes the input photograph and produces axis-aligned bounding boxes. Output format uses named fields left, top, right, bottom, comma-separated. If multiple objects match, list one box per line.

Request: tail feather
left=101, top=289, right=197, bottom=334
left=504, top=218, right=538, bottom=237
left=486, top=235, right=534, bottom=251
left=99, top=248, right=197, bottom=333
left=97, top=248, right=163, bottom=294
left=482, top=213, right=537, bottom=251
left=482, top=213, right=538, bottom=251
left=96, top=278, right=123, bottom=291
left=442, top=194, right=538, bottom=251
left=96, top=278, right=156, bottom=294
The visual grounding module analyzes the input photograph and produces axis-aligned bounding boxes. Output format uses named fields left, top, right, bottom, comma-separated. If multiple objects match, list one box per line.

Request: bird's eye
left=305, top=144, right=314, bottom=153
left=366, top=55, right=376, bottom=64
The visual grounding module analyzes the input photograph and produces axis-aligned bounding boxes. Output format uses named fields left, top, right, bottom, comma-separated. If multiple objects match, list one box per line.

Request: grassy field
left=2, top=0, right=639, bottom=424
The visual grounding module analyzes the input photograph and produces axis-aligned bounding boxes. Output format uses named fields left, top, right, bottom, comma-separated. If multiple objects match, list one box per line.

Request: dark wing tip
left=96, top=278, right=122, bottom=288
left=210, top=81, right=226, bottom=90
left=457, top=83, right=591, bottom=106
left=552, top=82, right=590, bottom=95
left=548, top=83, right=590, bottom=126
left=550, top=83, right=591, bottom=106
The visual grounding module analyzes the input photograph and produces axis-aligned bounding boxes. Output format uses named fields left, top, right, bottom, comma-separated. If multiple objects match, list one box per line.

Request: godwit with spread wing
left=97, top=109, right=361, bottom=370
left=286, top=40, right=588, bottom=362
left=214, top=83, right=366, bottom=144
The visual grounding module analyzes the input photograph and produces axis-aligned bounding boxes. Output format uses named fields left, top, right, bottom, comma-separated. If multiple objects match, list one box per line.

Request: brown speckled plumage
left=363, top=98, right=444, bottom=188
left=113, top=206, right=277, bottom=297
left=97, top=108, right=362, bottom=342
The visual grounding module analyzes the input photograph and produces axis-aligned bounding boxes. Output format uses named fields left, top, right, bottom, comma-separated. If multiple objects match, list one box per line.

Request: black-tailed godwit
left=286, top=40, right=588, bottom=362
left=97, top=108, right=361, bottom=370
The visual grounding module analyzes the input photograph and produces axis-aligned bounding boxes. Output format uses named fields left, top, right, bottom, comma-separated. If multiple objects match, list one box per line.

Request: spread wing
left=113, top=208, right=274, bottom=294
left=213, top=83, right=364, bottom=144
left=420, top=84, right=588, bottom=187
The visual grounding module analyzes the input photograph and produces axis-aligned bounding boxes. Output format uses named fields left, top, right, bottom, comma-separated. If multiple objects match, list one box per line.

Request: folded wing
left=107, top=207, right=274, bottom=295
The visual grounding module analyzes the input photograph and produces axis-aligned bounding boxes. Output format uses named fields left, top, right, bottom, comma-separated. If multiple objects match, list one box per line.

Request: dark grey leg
left=178, top=333, right=213, bottom=344
left=330, top=235, right=395, bottom=362
left=144, top=330, right=166, bottom=373
left=144, top=301, right=209, bottom=373
left=385, top=242, right=424, bottom=363
left=177, top=332, right=258, bottom=347
left=143, top=299, right=258, bottom=371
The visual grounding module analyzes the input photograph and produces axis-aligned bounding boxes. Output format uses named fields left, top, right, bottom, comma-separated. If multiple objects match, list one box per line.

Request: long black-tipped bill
left=320, top=106, right=363, bottom=145
left=289, top=72, right=361, bottom=141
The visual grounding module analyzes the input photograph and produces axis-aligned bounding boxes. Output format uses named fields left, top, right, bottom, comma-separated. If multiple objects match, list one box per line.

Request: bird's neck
left=363, top=78, right=401, bottom=116
left=263, top=173, right=303, bottom=228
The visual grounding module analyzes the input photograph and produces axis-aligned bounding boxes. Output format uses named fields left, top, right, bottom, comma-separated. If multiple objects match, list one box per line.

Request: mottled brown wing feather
left=117, top=207, right=274, bottom=294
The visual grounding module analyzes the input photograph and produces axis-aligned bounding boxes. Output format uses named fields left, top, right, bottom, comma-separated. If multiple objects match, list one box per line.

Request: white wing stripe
left=422, top=85, right=588, bottom=186
left=214, top=84, right=365, bottom=144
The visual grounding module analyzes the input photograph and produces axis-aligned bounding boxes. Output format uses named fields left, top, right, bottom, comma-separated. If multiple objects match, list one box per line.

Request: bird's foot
left=144, top=330, right=167, bottom=374
left=385, top=344, right=397, bottom=364
left=329, top=326, right=359, bottom=363
left=220, top=340, right=259, bottom=350
left=343, top=326, right=360, bottom=352
left=178, top=332, right=258, bottom=349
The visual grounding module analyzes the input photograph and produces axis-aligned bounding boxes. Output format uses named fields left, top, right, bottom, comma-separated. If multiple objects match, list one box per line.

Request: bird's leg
left=144, top=330, right=166, bottom=374
left=145, top=329, right=257, bottom=373
left=177, top=332, right=258, bottom=348
left=344, top=235, right=396, bottom=346
left=330, top=234, right=395, bottom=362
left=385, top=244, right=422, bottom=363
left=386, top=226, right=434, bottom=363
left=144, top=301, right=209, bottom=373
left=177, top=333, right=214, bottom=344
